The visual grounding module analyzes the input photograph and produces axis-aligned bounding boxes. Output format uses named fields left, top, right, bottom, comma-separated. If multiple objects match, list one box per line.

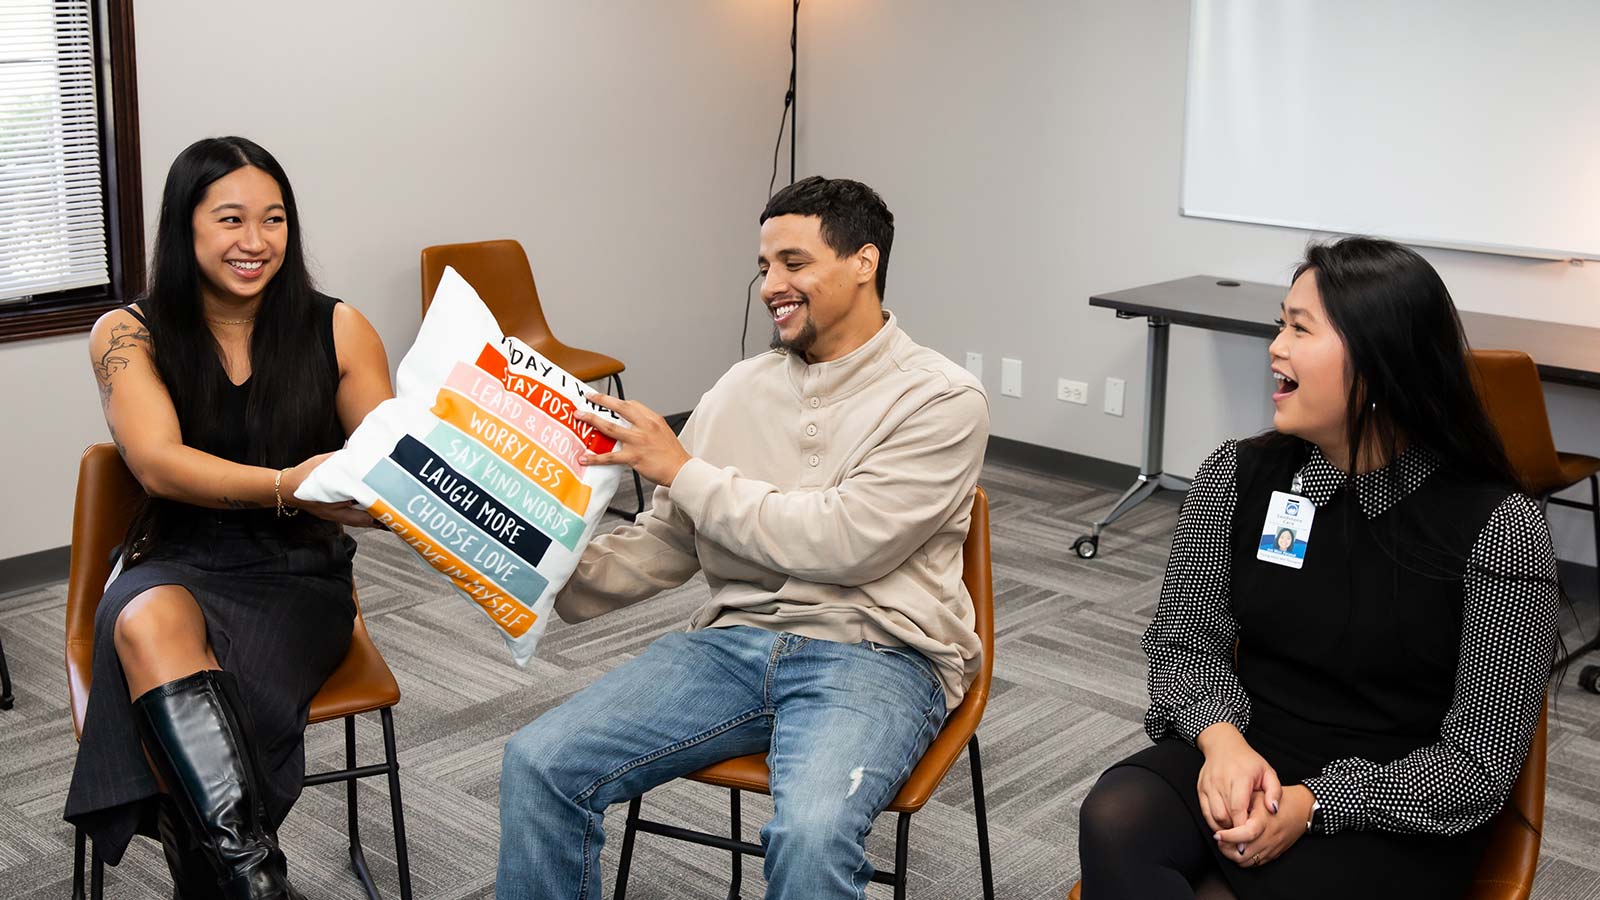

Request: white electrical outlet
left=1057, top=378, right=1088, bottom=405
left=965, top=352, right=983, bottom=381
left=1104, top=376, right=1126, bottom=416
left=1001, top=358, right=1023, bottom=398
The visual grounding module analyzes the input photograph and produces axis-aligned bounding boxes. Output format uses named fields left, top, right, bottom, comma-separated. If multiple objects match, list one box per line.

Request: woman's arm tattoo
left=95, top=321, right=150, bottom=406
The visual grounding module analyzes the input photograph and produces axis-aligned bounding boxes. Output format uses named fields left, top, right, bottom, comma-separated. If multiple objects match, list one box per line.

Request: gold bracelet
left=274, top=469, right=299, bottom=517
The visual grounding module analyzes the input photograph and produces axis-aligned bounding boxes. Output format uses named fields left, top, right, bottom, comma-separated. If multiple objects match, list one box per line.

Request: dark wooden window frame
left=0, top=0, right=142, bottom=344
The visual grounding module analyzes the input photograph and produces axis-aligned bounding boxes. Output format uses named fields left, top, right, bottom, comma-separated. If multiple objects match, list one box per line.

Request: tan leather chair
left=1065, top=700, right=1550, bottom=900
left=65, top=443, right=413, bottom=899
left=420, top=239, right=643, bottom=519
left=1464, top=701, right=1548, bottom=900
left=1471, top=349, right=1600, bottom=677
left=611, top=486, right=996, bottom=900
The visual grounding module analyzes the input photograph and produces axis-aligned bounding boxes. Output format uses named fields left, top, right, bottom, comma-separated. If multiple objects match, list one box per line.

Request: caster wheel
left=1072, top=535, right=1099, bottom=560
left=1580, top=665, right=1600, bottom=695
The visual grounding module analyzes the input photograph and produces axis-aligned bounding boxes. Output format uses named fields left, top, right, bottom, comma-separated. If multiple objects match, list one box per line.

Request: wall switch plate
left=965, top=352, right=983, bottom=381
left=1104, top=376, right=1126, bottom=416
left=1057, top=378, right=1088, bottom=404
left=1001, top=358, right=1023, bottom=398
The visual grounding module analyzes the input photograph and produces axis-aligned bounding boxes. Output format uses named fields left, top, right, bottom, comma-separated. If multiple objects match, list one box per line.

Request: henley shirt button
left=808, top=454, right=820, bottom=467
left=806, top=424, right=817, bottom=437
left=809, top=397, right=820, bottom=408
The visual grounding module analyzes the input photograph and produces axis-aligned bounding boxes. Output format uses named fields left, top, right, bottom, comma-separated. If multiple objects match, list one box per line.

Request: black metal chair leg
left=612, top=797, right=643, bottom=900
left=344, top=715, right=381, bottom=900
left=727, top=789, right=743, bottom=900
left=969, top=735, right=996, bottom=900
left=72, top=827, right=86, bottom=900
left=381, top=708, right=414, bottom=900
left=90, top=842, right=104, bottom=900
left=893, top=813, right=911, bottom=900
left=1590, top=474, right=1598, bottom=624
left=0, top=632, right=14, bottom=710
left=1572, top=475, right=1600, bottom=670
left=610, top=374, right=646, bottom=521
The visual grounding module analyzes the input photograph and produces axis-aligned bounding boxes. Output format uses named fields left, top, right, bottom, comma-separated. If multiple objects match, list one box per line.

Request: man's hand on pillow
left=578, top=395, right=691, bottom=487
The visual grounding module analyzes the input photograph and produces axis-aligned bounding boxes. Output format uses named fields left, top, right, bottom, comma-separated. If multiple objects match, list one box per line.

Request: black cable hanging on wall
left=742, top=0, right=800, bottom=360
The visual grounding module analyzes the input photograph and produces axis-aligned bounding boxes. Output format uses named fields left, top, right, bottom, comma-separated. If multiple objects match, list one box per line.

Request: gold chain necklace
left=208, top=316, right=255, bottom=325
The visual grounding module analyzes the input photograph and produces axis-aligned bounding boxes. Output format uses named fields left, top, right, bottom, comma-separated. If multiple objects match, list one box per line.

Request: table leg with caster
left=1073, top=472, right=1191, bottom=559
left=1558, top=632, right=1600, bottom=695
left=1580, top=664, right=1600, bottom=694
left=0, top=633, right=12, bottom=711
left=1072, top=315, right=1191, bottom=560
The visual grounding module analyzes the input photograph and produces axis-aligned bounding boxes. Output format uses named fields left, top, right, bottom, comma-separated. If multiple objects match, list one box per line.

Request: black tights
left=1078, top=766, right=1232, bottom=900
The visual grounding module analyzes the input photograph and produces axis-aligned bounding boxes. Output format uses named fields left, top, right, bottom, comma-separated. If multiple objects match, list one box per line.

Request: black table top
left=1090, top=275, right=1600, bottom=389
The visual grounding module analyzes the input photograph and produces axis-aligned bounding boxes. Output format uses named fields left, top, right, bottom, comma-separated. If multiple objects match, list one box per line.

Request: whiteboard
left=1181, top=0, right=1600, bottom=261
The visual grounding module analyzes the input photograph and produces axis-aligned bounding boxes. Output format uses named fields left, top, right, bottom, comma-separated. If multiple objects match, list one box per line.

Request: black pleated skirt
left=63, top=518, right=357, bottom=865
left=1112, top=736, right=1491, bottom=900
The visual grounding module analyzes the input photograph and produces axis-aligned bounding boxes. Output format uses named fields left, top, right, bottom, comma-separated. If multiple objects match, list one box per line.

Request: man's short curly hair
left=760, top=176, right=894, bottom=299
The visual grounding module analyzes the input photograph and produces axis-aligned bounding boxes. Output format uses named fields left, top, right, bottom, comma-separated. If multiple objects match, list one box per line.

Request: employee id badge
left=1257, top=490, right=1315, bottom=569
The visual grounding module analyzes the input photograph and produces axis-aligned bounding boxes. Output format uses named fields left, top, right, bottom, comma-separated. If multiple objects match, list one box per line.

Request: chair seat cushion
left=685, top=714, right=978, bottom=815
left=686, top=753, right=770, bottom=793
left=538, top=342, right=625, bottom=384
left=309, top=615, right=399, bottom=724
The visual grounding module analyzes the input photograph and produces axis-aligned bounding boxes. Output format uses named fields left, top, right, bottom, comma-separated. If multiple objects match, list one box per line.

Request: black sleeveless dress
left=1117, top=437, right=1558, bottom=900
left=64, top=296, right=357, bottom=866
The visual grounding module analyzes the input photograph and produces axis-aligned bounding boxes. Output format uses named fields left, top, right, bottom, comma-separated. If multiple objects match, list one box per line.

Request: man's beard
left=770, top=311, right=818, bottom=356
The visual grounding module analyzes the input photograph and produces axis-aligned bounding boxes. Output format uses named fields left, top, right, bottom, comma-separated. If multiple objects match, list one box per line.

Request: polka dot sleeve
left=1142, top=440, right=1252, bottom=745
left=1302, top=493, right=1560, bottom=835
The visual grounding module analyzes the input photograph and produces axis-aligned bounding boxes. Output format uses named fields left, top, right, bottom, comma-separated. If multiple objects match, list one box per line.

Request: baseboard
left=0, top=545, right=71, bottom=600
left=985, top=435, right=1140, bottom=491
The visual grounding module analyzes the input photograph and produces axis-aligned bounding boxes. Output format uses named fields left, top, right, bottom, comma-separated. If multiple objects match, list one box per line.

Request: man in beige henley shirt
left=497, top=177, right=989, bottom=900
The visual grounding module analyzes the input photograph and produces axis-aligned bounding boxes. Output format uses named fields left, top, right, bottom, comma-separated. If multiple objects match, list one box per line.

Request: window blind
left=0, top=0, right=109, bottom=303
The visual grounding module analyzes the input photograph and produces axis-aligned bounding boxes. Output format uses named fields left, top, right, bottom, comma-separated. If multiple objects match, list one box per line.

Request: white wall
left=788, top=0, right=1600, bottom=565
left=5, top=0, right=1597, bottom=568
left=0, top=0, right=791, bottom=560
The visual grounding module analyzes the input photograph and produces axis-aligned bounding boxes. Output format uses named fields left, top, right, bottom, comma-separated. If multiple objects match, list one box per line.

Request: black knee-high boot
left=134, top=670, right=304, bottom=900
left=156, top=796, right=224, bottom=900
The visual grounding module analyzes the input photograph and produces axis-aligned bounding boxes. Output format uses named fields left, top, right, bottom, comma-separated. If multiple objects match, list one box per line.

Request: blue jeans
left=497, top=625, right=950, bottom=900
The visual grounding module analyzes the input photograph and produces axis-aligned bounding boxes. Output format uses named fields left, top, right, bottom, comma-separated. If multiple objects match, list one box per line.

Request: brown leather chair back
left=66, top=443, right=146, bottom=738
left=888, top=484, right=994, bottom=810
left=966, top=485, right=995, bottom=697
left=420, top=239, right=555, bottom=349
left=1464, top=699, right=1547, bottom=900
left=1471, top=349, right=1565, bottom=496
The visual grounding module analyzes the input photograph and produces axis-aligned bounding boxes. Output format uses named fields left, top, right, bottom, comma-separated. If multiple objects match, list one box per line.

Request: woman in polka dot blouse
left=1077, top=236, right=1561, bottom=900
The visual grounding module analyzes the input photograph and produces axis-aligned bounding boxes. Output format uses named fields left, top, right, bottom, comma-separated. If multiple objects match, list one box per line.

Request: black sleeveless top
left=1142, top=436, right=1559, bottom=838
left=1229, top=439, right=1509, bottom=772
left=124, top=295, right=346, bottom=539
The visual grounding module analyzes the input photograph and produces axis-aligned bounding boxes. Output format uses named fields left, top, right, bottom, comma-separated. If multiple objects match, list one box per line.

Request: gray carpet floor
left=2, top=458, right=1599, bottom=899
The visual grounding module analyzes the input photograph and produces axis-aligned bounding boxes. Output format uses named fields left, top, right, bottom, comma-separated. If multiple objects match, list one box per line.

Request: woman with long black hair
left=1077, top=237, right=1560, bottom=899
left=65, top=137, right=392, bottom=899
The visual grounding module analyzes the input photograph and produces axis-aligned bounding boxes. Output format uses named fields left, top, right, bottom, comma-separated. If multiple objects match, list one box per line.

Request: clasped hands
left=1195, top=722, right=1316, bottom=869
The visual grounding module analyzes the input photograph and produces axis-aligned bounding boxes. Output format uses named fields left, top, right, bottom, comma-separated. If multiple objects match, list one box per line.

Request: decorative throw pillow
left=296, top=266, right=625, bottom=664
